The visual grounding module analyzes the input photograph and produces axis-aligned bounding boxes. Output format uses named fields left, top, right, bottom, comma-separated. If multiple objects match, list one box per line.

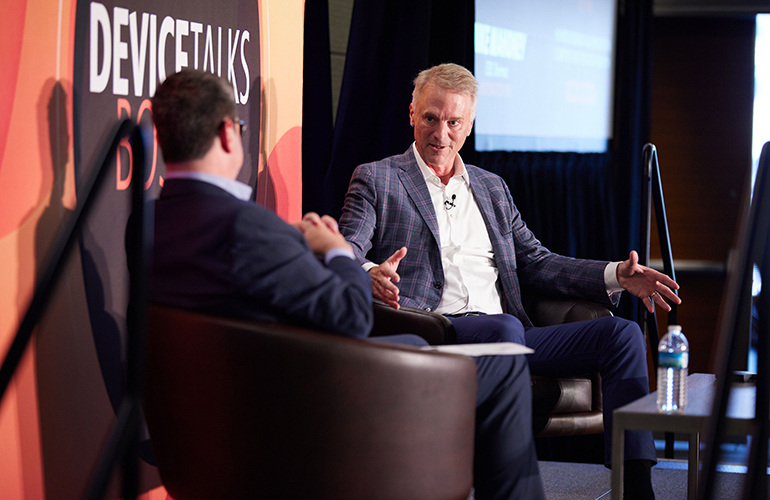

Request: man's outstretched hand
left=617, top=250, right=681, bottom=313
left=369, top=247, right=407, bottom=309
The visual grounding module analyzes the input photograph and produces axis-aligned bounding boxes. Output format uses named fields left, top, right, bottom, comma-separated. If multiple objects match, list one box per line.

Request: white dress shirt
left=412, top=144, right=505, bottom=315
left=165, top=170, right=254, bottom=200
left=410, top=143, right=622, bottom=314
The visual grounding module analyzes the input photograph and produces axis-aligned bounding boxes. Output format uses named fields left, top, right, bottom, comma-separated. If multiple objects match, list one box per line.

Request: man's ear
left=219, top=118, right=235, bottom=153
left=409, top=103, right=415, bottom=127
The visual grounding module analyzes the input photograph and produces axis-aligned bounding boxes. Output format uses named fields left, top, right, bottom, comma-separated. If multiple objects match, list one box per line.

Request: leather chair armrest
left=524, top=294, right=609, bottom=437
left=370, top=299, right=457, bottom=345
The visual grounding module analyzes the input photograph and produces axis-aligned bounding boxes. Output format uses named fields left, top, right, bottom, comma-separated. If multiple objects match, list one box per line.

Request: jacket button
left=425, top=307, right=432, bottom=312
left=433, top=280, right=442, bottom=289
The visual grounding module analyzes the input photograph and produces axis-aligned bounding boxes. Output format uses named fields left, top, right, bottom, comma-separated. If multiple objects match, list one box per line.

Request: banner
left=0, top=0, right=304, bottom=497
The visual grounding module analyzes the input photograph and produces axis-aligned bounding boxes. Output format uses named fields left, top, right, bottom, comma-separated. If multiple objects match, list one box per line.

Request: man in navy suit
left=148, top=68, right=546, bottom=500
left=339, top=63, right=682, bottom=500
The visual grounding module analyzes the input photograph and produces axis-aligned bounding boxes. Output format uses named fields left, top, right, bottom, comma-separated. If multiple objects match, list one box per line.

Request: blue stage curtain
left=477, top=151, right=618, bottom=261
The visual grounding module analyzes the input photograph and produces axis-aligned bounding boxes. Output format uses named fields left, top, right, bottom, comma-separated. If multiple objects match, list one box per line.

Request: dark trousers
left=450, top=314, right=657, bottom=467
left=474, top=354, right=546, bottom=500
left=367, top=333, right=431, bottom=346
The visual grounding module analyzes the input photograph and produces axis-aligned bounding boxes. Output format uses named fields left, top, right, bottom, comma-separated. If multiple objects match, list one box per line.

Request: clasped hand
left=292, top=212, right=352, bottom=256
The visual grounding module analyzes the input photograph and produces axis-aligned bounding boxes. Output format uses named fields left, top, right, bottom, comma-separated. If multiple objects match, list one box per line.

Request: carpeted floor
left=539, top=460, right=760, bottom=500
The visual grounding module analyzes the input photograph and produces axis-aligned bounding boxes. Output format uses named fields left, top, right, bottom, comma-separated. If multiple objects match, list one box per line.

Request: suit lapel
left=467, top=171, right=499, bottom=243
left=467, top=170, right=532, bottom=324
left=398, top=149, right=441, bottom=246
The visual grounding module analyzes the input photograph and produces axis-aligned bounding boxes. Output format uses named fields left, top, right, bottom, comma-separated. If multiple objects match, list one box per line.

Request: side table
left=611, top=373, right=755, bottom=500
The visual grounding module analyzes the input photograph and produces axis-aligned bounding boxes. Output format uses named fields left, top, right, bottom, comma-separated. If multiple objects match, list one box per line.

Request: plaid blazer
left=339, top=147, right=612, bottom=326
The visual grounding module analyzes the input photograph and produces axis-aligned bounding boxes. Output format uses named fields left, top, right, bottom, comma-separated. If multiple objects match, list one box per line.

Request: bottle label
left=659, top=352, right=688, bottom=369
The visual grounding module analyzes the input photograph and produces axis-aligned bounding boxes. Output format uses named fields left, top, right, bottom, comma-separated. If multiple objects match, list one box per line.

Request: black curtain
left=611, top=0, right=654, bottom=321
left=302, top=0, right=334, bottom=216
left=305, top=0, right=473, bottom=218
left=478, top=151, right=617, bottom=260
left=614, top=0, right=654, bottom=258
left=303, top=0, right=653, bottom=316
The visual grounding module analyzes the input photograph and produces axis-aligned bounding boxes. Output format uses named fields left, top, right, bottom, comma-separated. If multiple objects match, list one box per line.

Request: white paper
left=421, top=342, right=533, bottom=357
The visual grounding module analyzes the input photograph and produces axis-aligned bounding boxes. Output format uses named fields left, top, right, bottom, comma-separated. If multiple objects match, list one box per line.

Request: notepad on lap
left=421, top=342, right=533, bottom=357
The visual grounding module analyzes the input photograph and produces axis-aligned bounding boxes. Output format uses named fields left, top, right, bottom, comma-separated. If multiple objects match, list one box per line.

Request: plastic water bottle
left=657, top=325, right=689, bottom=412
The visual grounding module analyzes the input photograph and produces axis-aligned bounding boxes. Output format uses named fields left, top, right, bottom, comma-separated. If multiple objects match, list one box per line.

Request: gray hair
left=412, top=63, right=478, bottom=119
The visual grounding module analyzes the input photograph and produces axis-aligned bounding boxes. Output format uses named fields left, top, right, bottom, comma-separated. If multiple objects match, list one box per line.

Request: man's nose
left=434, top=122, right=450, bottom=139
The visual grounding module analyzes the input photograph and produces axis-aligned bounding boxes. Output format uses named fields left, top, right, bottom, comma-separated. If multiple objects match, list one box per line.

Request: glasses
left=236, top=119, right=247, bottom=137
left=220, top=118, right=247, bottom=137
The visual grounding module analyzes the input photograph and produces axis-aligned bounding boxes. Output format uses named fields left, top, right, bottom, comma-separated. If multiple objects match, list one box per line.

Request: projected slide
left=474, top=0, right=616, bottom=153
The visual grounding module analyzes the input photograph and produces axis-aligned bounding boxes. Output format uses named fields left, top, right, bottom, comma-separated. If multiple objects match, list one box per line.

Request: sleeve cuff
left=604, top=262, right=623, bottom=306
left=324, top=247, right=356, bottom=265
left=604, top=261, right=623, bottom=293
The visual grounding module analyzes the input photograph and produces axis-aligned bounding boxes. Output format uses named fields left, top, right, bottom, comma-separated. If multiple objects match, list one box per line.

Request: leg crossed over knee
left=485, top=314, right=526, bottom=344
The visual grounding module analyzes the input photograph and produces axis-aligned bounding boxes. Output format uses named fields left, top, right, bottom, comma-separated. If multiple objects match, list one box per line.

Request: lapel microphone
left=444, top=194, right=457, bottom=210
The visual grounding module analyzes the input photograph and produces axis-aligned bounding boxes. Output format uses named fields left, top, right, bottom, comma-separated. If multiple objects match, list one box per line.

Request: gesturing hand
left=617, top=250, right=682, bottom=313
left=369, top=247, right=407, bottom=309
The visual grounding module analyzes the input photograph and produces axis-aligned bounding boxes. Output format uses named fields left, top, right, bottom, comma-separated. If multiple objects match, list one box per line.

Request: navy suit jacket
left=339, top=147, right=613, bottom=326
left=150, top=179, right=373, bottom=338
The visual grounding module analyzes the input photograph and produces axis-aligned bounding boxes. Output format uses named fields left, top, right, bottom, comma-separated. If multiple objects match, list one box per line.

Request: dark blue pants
left=473, top=354, right=546, bottom=500
left=367, top=333, right=431, bottom=346
left=450, top=314, right=657, bottom=467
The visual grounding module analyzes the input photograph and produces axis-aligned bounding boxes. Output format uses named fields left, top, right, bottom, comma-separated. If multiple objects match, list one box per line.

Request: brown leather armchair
left=144, top=305, right=477, bottom=500
left=371, top=296, right=611, bottom=438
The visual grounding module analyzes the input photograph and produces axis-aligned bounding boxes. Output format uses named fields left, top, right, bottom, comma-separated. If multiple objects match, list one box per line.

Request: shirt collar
left=411, top=142, right=469, bottom=185
left=165, top=170, right=253, bottom=201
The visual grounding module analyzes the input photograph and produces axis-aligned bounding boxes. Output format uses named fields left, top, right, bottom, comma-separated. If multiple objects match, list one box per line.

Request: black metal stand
left=698, top=142, right=770, bottom=500
left=640, top=143, right=680, bottom=458
left=0, top=119, right=148, bottom=500
left=85, top=122, right=150, bottom=500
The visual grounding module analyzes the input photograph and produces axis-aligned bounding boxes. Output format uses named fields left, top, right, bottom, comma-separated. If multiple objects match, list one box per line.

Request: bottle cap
left=667, top=324, right=682, bottom=332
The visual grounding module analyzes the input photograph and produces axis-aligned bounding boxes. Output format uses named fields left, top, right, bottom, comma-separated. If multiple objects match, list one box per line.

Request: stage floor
left=540, top=459, right=763, bottom=500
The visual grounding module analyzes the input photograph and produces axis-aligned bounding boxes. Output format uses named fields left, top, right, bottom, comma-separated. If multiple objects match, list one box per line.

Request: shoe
left=623, top=459, right=655, bottom=500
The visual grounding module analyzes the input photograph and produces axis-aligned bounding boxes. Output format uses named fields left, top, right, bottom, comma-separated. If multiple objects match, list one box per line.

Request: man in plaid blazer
left=339, top=64, right=681, bottom=500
